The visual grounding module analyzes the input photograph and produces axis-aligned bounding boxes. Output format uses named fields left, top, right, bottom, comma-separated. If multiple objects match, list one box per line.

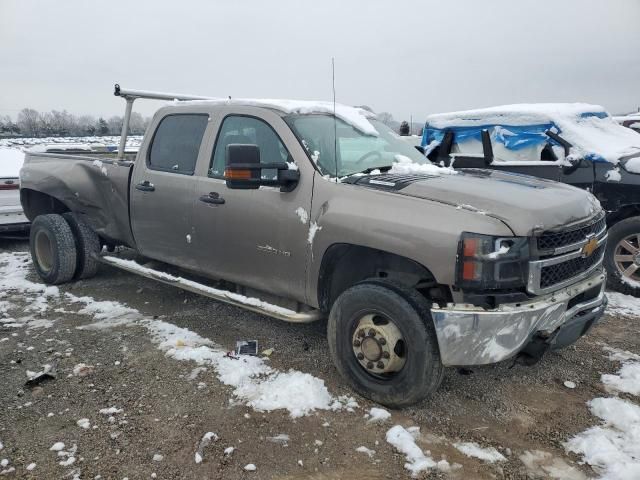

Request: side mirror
left=225, top=144, right=300, bottom=192
left=225, top=144, right=261, bottom=190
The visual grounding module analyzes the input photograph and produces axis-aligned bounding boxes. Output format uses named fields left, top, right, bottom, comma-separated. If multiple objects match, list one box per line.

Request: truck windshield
left=285, top=114, right=428, bottom=177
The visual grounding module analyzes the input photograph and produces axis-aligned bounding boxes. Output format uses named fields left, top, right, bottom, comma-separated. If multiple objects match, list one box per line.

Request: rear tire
left=62, top=212, right=101, bottom=280
left=605, top=217, right=640, bottom=297
left=327, top=280, right=444, bottom=408
left=29, top=214, right=77, bottom=285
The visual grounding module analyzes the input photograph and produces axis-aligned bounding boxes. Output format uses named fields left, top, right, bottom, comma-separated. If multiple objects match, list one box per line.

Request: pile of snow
left=519, top=450, right=587, bottom=480
left=366, top=407, right=391, bottom=423
left=0, top=147, right=25, bottom=177
left=565, top=397, right=640, bottom=479
left=605, top=292, right=640, bottom=317
left=389, top=154, right=457, bottom=176
left=426, top=103, right=640, bottom=164
left=453, top=442, right=506, bottom=463
left=565, top=338, right=640, bottom=478
left=182, top=98, right=378, bottom=136
left=385, top=425, right=451, bottom=476
left=355, top=446, right=376, bottom=458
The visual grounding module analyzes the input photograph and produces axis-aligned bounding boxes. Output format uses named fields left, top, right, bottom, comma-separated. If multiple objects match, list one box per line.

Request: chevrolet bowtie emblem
left=582, top=237, right=598, bottom=258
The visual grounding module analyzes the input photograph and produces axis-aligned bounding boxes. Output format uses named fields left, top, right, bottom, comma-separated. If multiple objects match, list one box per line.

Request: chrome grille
left=539, top=245, right=605, bottom=289
left=537, top=213, right=606, bottom=252
left=528, top=214, right=607, bottom=295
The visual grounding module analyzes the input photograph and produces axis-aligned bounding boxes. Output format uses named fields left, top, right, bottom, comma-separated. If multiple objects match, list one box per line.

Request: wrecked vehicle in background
left=423, top=104, right=640, bottom=296
left=0, top=147, right=29, bottom=237
left=19, top=85, right=607, bottom=407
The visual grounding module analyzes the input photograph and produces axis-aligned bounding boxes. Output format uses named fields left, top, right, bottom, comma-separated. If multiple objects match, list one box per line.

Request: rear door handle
left=135, top=181, right=155, bottom=192
left=199, top=192, right=225, bottom=205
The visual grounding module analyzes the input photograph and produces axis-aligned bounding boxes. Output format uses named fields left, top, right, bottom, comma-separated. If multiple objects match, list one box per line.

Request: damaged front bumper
left=431, top=270, right=607, bottom=366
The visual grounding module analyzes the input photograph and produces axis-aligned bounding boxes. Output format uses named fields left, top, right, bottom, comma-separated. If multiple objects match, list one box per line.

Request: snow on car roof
left=177, top=98, right=379, bottom=136
left=425, top=103, right=607, bottom=128
left=426, top=103, right=640, bottom=163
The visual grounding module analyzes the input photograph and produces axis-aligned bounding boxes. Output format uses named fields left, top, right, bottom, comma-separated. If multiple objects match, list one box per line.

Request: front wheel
left=327, top=280, right=444, bottom=408
left=605, top=217, right=640, bottom=297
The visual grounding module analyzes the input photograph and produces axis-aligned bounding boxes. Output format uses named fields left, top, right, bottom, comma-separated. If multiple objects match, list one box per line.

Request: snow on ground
left=355, top=445, right=376, bottom=457
left=565, top=329, right=640, bottom=480
left=385, top=425, right=452, bottom=476
left=0, top=135, right=142, bottom=150
left=606, top=292, right=640, bottom=317
left=0, top=251, right=352, bottom=419
left=565, top=397, right=640, bottom=480
left=519, top=450, right=587, bottom=480
left=366, top=407, right=391, bottom=423
left=453, top=442, right=506, bottom=463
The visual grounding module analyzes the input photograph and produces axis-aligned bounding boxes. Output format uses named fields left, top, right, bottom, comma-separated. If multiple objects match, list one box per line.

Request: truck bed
left=20, top=149, right=136, bottom=246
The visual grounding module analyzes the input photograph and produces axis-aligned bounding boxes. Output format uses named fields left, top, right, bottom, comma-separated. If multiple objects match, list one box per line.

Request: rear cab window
left=148, top=114, right=209, bottom=175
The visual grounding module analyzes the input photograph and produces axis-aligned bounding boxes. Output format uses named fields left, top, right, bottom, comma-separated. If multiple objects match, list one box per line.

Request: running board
left=100, top=255, right=323, bottom=323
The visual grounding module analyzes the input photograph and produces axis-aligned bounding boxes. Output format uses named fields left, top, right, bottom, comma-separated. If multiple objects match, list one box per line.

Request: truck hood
left=398, top=169, right=601, bottom=236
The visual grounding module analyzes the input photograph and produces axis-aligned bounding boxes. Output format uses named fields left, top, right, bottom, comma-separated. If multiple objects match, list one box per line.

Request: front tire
left=327, top=280, right=444, bottom=408
left=605, top=217, right=640, bottom=297
left=29, top=214, right=77, bottom=285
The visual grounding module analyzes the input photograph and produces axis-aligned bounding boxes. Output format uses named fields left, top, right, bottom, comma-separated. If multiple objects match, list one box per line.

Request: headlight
left=456, top=232, right=530, bottom=291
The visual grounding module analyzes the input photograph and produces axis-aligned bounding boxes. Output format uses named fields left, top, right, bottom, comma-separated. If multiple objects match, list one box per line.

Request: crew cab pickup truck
left=19, top=86, right=607, bottom=407
left=422, top=103, right=640, bottom=296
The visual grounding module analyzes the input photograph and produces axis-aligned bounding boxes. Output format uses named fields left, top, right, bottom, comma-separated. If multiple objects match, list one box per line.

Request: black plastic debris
left=235, top=340, right=258, bottom=356
left=25, top=364, right=56, bottom=387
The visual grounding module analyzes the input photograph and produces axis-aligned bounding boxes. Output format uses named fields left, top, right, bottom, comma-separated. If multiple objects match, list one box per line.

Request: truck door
left=190, top=108, right=313, bottom=303
left=130, top=112, right=210, bottom=268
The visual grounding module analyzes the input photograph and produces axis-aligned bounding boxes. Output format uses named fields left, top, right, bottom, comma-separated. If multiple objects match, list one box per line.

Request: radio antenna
left=332, top=57, right=338, bottom=182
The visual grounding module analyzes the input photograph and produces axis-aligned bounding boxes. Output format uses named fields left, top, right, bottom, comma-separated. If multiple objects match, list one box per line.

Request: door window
left=210, top=116, right=292, bottom=179
left=148, top=114, right=208, bottom=174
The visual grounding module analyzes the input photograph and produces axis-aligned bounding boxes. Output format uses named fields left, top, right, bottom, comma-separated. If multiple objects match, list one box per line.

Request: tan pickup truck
left=19, top=85, right=607, bottom=407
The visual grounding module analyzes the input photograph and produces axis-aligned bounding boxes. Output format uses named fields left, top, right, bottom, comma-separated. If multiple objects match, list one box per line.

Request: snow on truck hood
left=425, top=103, right=640, bottom=165
left=397, top=169, right=603, bottom=236
left=178, top=98, right=379, bottom=136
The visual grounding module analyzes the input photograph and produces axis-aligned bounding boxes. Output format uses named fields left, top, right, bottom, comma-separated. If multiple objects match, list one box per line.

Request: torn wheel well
left=317, top=243, right=451, bottom=312
left=20, top=189, right=69, bottom=221
left=606, top=204, right=640, bottom=226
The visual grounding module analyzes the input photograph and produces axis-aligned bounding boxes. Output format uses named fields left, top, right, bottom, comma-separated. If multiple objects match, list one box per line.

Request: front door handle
left=135, top=181, right=155, bottom=192
left=199, top=192, right=225, bottom=205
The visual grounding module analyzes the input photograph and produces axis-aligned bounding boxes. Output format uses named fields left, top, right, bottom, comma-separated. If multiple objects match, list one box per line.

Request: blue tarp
left=422, top=111, right=610, bottom=162
left=422, top=123, right=559, bottom=150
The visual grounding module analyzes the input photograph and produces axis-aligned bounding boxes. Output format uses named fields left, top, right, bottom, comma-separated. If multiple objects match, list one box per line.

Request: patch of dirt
left=1, top=240, right=638, bottom=479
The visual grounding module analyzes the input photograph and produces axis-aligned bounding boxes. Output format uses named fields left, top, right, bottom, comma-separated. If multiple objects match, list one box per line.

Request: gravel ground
left=1, top=238, right=638, bottom=479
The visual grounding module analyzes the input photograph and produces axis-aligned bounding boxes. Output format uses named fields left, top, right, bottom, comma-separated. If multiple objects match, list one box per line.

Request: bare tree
left=17, top=108, right=41, bottom=136
left=108, top=116, right=123, bottom=135
left=376, top=112, right=394, bottom=126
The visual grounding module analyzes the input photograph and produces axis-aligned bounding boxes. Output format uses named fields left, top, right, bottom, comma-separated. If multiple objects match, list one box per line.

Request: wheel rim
left=614, top=233, right=640, bottom=287
left=35, top=230, right=54, bottom=273
left=351, top=313, right=406, bottom=377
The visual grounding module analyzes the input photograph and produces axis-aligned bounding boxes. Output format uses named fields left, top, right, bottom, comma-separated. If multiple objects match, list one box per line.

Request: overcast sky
left=1, top=0, right=639, bottom=123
